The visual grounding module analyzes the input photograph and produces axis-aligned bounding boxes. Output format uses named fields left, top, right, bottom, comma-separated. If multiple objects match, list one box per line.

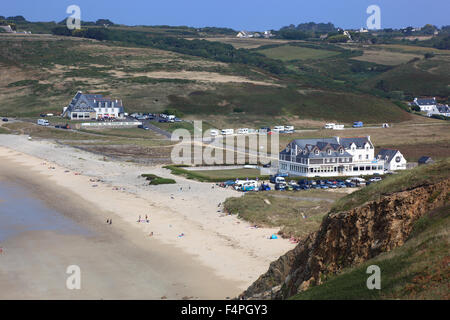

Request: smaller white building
left=376, top=149, right=407, bottom=171
left=427, top=104, right=450, bottom=117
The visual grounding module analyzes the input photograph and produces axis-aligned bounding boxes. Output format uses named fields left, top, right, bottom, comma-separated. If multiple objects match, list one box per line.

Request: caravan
left=283, top=125, right=294, bottom=133
left=221, top=129, right=234, bottom=135
left=234, top=180, right=258, bottom=191
left=272, top=126, right=285, bottom=133
left=237, top=128, right=249, bottom=135
left=37, top=119, right=49, bottom=126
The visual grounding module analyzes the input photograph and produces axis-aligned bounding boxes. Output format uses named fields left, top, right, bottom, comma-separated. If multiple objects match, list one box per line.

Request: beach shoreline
left=0, top=134, right=294, bottom=299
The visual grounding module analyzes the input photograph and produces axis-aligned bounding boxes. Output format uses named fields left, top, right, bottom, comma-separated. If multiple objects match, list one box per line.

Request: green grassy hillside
left=291, top=204, right=449, bottom=300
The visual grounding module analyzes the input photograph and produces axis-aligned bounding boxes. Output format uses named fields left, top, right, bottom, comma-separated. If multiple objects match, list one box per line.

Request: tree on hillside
left=422, top=24, right=438, bottom=35
left=96, top=19, right=114, bottom=26
left=6, top=15, right=26, bottom=22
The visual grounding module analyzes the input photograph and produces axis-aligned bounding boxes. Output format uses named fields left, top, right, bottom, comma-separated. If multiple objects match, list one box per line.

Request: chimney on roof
left=335, top=136, right=340, bottom=144
left=367, top=135, right=371, bottom=141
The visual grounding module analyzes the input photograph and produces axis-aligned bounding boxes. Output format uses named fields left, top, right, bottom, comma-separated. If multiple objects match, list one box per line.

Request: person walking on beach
left=106, top=219, right=109, bottom=224
left=145, top=215, right=149, bottom=223
left=109, top=219, right=112, bottom=225
left=138, top=215, right=141, bottom=223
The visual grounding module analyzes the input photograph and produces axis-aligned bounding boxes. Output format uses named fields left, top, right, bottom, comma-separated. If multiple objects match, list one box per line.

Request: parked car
left=275, top=183, right=286, bottom=191
left=2, top=118, right=8, bottom=122
left=345, top=181, right=357, bottom=188
left=369, top=177, right=382, bottom=182
left=270, top=175, right=286, bottom=184
left=159, top=118, right=168, bottom=123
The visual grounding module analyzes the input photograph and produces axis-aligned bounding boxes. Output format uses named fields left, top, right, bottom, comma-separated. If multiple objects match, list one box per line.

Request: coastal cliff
left=240, top=174, right=450, bottom=299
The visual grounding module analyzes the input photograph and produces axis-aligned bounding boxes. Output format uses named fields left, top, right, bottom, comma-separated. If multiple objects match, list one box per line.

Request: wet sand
left=0, top=158, right=241, bottom=299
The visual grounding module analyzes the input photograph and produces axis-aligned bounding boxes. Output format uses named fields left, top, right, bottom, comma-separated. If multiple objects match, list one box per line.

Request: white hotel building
left=279, top=136, right=385, bottom=177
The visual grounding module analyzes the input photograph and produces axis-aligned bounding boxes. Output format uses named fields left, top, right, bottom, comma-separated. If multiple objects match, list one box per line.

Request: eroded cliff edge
left=240, top=177, right=450, bottom=299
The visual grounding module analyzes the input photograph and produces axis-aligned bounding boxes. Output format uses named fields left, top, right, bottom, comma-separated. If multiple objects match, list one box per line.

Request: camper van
left=237, top=128, right=249, bottom=135
left=283, top=125, right=294, bottom=133
left=37, top=119, right=49, bottom=126
left=272, top=126, right=285, bottom=133
left=234, top=180, right=258, bottom=191
left=221, top=129, right=234, bottom=135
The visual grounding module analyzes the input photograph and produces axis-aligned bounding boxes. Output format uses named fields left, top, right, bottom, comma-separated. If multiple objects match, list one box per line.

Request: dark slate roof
left=281, top=138, right=352, bottom=159
left=340, top=137, right=373, bottom=149
left=437, top=105, right=450, bottom=113
left=418, top=156, right=433, bottom=164
left=376, top=149, right=399, bottom=163
left=65, top=91, right=124, bottom=114
left=414, top=97, right=436, bottom=105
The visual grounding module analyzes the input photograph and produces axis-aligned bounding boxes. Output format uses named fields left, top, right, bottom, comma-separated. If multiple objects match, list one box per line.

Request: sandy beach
left=0, top=134, right=294, bottom=299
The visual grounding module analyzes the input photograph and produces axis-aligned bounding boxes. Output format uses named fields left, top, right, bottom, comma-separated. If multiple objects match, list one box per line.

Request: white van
left=237, top=128, right=249, bottom=134
left=324, top=123, right=336, bottom=129
left=333, top=124, right=344, bottom=130
left=37, top=119, right=49, bottom=126
left=273, top=126, right=284, bottom=133
left=284, top=125, right=294, bottom=133
left=234, top=180, right=258, bottom=191
left=221, top=129, right=234, bottom=135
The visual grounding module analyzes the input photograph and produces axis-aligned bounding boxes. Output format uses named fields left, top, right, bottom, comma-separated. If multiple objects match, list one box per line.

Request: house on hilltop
left=62, top=91, right=125, bottom=120
left=412, top=97, right=437, bottom=112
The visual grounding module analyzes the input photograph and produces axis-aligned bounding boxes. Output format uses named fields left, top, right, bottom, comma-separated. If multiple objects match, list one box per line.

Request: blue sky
left=2, top=0, right=449, bottom=30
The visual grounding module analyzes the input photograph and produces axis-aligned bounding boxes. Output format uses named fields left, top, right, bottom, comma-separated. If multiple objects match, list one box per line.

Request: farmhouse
left=279, top=136, right=384, bottom=177
left=427, top=104, right=450, bottom=117
left=412, top=97, right=437, bottom=112
left=62, top=91, right=125, bottom=120
left=376, top=149, right=407, bottom=171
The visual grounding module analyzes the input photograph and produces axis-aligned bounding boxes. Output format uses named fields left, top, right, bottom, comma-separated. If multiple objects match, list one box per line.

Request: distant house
left=413, top=97, right=437, bottom=112
left=236, top=31, right=261, bottom=38
left=62, top=91, right=125, bottom=120
left=427, top=104, right=450, bottom=117
left=418, top=156, right=434, bottom=166
left=263, top=30, right=273, bottom=38
left=0, top=25, right=14, bottom=33
left=376, top=149, right=407, bottom=171
left=236, top=31, right=251, bottom=38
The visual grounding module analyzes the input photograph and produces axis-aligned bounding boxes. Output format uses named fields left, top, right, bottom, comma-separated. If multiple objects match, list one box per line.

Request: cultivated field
left=258, top=45, right=340, bottom=61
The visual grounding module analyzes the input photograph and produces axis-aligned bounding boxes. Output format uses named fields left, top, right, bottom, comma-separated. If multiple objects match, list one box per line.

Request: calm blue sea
left=0, top=181, right=90, bottom=242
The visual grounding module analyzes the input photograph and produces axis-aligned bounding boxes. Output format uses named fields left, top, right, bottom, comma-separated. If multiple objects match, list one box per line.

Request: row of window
left=281, top=162, right=384, bottom=174
left=354, top=165, right=383, bottom=171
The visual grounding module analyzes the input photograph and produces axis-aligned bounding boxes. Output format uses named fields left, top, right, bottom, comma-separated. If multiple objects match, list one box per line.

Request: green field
left=258, top=45, right=340, bottom=61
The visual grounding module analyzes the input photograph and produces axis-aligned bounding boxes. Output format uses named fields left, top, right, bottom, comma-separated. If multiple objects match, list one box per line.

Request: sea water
left=0, top=181, right=90, bottom=242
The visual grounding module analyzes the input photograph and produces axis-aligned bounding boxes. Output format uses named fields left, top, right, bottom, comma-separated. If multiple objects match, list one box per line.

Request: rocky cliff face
left=240, top=178, right=450, bottom=299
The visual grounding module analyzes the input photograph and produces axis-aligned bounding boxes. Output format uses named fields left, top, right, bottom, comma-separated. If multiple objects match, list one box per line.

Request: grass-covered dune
left=332, top=158, right=450, bottom=212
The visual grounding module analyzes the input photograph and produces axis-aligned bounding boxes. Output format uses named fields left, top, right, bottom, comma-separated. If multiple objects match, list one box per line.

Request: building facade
left=63, top=91, right=125, bottom=120
left=376, top=149, right=407, bottom=171
left=279, top=136, right=384, bottom=177
left=413, top=97, right=436, bottom=112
